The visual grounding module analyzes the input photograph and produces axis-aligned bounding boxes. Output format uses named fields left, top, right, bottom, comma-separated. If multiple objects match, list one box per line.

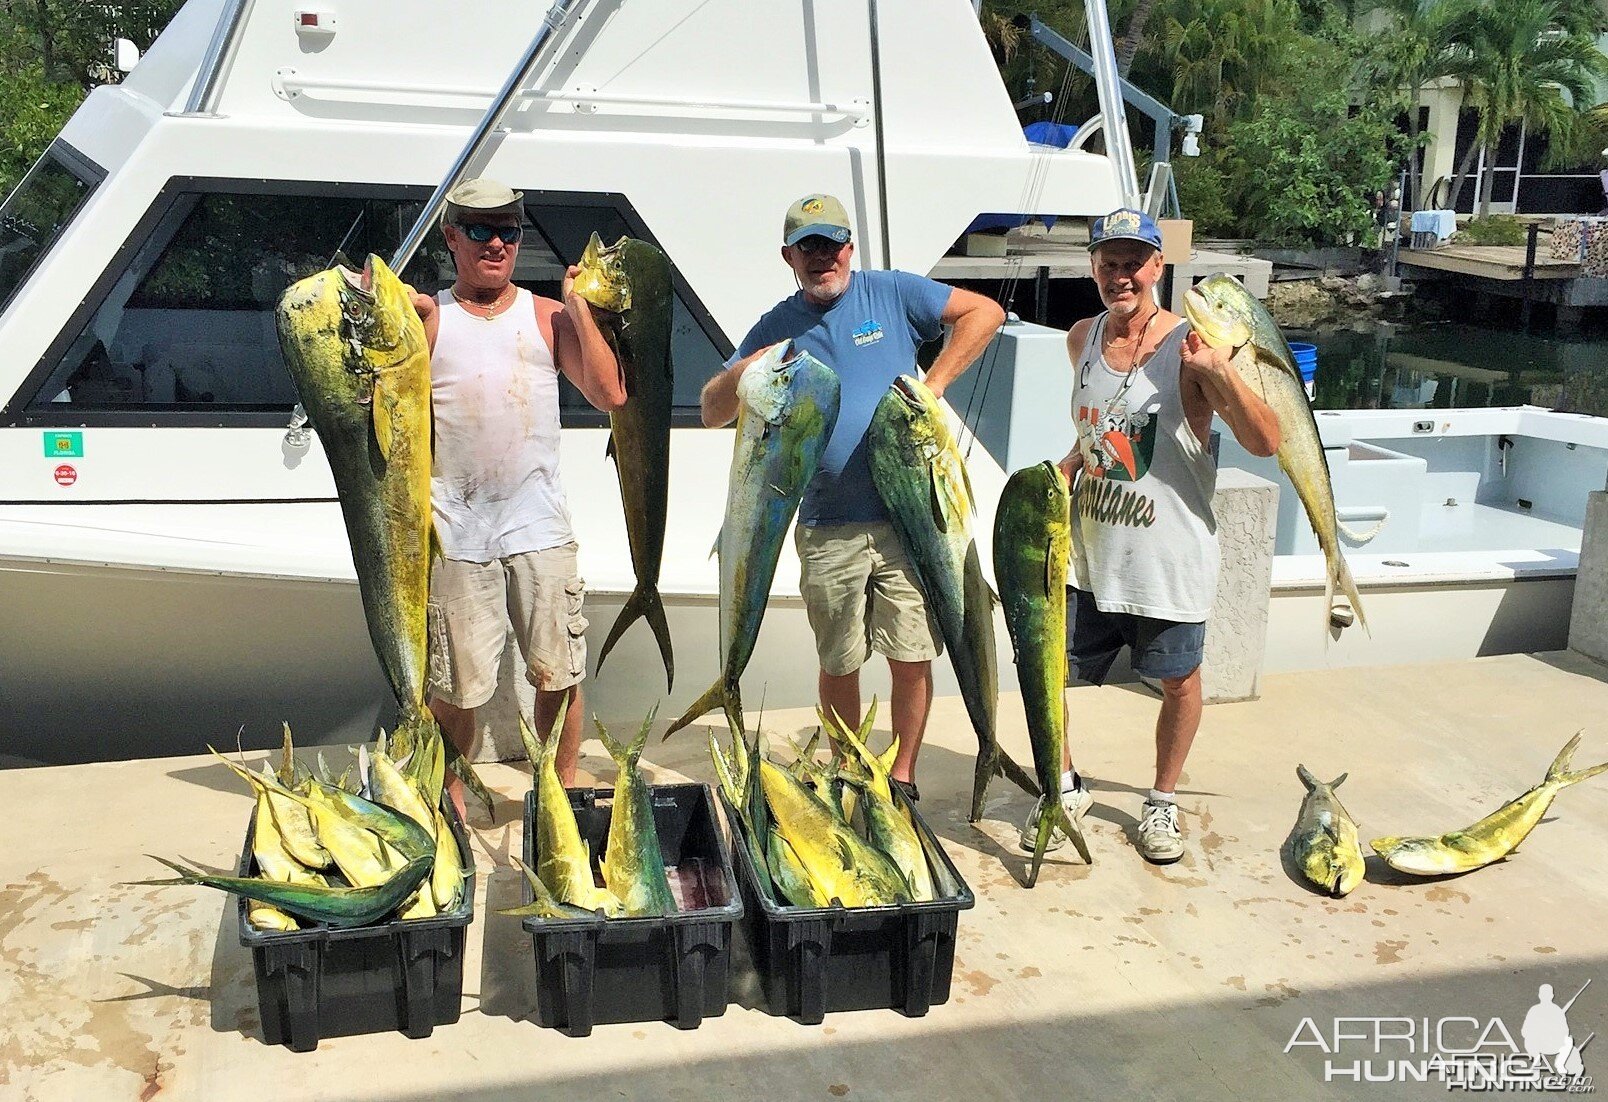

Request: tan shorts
left=426, top=543, right=588, bottom=708
left=795, top=520, right=942, bottom=677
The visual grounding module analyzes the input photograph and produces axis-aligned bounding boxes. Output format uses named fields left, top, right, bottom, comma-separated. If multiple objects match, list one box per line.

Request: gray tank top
left=1069, top=313, right=1218, bottom=621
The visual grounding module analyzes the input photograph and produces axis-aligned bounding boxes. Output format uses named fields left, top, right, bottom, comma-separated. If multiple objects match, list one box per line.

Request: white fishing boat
left=0, top=0, right=1601, bottom=766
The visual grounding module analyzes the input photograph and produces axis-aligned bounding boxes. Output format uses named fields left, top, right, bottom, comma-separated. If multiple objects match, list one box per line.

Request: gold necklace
left=451, top=283, right=514, bottom=321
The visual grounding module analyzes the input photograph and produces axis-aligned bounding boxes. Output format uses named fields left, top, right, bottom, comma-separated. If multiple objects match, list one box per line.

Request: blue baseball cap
left=1088, top=207, right=1163, bottom=252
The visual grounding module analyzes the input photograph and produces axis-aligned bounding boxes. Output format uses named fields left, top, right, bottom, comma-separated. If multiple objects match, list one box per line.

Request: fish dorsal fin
left=605, top=432, right=617, bottom=464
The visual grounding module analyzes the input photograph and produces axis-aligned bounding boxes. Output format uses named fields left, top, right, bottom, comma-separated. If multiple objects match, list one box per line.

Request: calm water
left=1295, top=321, right=1608, bottom=416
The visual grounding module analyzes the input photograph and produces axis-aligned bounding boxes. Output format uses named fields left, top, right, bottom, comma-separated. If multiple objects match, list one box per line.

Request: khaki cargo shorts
left=426, top=542, right=588, bottom=709
left=795, top=520, right=941, bottom=677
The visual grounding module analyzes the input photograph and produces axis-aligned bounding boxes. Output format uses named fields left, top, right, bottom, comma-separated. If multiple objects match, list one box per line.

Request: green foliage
left=1171, top=157, right=1235, bottom=235
left=0, top=64, right=82, bottom=193
left=1214, top=92, right=1406, bottom=244
left=1457, top=215, right=1528, bottom=245
left=0, top=1, right=182, bottom=197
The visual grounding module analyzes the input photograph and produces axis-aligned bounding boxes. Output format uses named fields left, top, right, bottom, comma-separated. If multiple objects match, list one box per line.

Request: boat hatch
left=3, top=182, right=730, bottom=427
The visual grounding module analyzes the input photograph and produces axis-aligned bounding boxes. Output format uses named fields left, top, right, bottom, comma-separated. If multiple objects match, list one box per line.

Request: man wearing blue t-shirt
left=701, top=194, right=1005, bottom=801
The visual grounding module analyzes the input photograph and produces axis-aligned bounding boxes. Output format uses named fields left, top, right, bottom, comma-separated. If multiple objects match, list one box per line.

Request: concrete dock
left=4, top=651, right=1607, bottom=1101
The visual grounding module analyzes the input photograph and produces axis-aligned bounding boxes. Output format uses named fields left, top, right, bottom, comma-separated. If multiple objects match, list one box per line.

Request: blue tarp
left=1023, top=120, right=1080, bottom=148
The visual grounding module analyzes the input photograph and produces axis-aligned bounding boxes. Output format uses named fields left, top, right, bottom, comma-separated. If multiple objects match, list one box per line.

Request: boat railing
left=269, top=72, right=871, bottom=124
left=179, top=0, right=257, bottom=117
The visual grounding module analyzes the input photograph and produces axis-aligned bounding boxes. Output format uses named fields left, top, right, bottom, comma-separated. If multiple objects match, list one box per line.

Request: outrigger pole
left=1080, top=0, right=1142, bottom=209
left=390, top=0, right=588, bottom=272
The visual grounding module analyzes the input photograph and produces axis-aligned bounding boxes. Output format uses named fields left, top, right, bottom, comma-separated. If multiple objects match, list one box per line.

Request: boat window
left=0, top=146, right=98, bottom=319
left=19, top=185, right=729, bottom=424
left=24, top=190, right=448, bottom=412
left=518, top=202, right=731, bottom=423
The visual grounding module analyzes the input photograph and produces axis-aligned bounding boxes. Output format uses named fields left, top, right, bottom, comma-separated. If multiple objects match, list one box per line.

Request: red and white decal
left=53, top=464, right=78, bottom=486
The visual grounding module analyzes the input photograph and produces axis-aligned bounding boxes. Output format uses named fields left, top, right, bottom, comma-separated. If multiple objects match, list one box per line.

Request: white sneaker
left=1137, top=799, right=1184, bottom=864
left=1019, top=783, right=1093, bottom=855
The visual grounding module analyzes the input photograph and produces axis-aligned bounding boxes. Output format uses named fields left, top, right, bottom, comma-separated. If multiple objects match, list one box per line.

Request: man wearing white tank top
left=1021, top=208, right=1280, bottom=865
left=410, top=179, right=626, bottom=820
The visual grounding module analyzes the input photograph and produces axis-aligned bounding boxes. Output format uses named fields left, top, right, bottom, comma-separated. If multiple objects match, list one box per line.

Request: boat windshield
left=0, top=148, right=96, bottom=318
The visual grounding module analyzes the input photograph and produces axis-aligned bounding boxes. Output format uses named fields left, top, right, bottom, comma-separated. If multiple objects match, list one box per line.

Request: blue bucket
left=1288, top=341, right=1318, bottom=398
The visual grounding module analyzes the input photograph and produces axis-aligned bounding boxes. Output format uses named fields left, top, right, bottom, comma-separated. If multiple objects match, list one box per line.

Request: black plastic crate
left=520, top=782, right=741, bottom=1037
left=723, top=791, right=975, bottom=1024
left=235, top=801, right=475, bottom=1051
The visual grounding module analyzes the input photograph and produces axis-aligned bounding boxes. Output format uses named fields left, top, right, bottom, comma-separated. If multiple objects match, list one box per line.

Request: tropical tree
left=1154, top=0, right=1305, bottom=128
left=1360, top=0, right=1475, bottom=211
left=1443, top=0, right=1604, bottom=215
left=0, top=1, right=180, bottom=195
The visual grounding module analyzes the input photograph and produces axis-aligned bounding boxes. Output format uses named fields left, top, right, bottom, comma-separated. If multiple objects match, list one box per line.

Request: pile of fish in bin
left=715, top=702, right=950, bottom=907
left=136, top=724, right=465, bottom=929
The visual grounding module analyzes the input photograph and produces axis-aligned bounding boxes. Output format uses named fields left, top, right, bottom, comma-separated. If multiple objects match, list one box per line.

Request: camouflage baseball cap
left=783, top=194, right=852, bottom=246
left=441, top=178, right=524, bottom=227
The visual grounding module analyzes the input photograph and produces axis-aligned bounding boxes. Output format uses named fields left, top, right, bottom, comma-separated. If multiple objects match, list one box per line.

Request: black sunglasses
left=794, top=234, right=848, bottom=256
left=458, top=222, right=523, bottom=245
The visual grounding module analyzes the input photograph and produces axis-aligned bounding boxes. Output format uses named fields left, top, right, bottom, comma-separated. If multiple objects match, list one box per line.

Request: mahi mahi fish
left=275, top=255, right=489, bottom=812
left=867, top=375, right=1039, bottom=822
left=1370, top=733, right=1608, bottom=876
left=1286, top=765, right=1365, bottom=897
left=571, top=233, right=676, bottom=690
left=1182, top=273, right=1374, bottom=636
left=516, top=699, right=624, bottom=915
left=598, top=710, right=677, bottom=916
left=759, top=759, right=911, bottom=907
left=994, top=461, right=1092, bottom=878
left=664, top=341, right=840, bottom=738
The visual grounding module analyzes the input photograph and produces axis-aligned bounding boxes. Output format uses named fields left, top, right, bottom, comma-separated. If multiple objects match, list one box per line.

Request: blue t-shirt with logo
left=729, top=269, right=951, bottom=525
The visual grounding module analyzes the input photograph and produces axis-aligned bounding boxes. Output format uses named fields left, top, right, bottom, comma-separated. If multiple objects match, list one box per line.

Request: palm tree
left=1444, top=0, right=1603, bottom=215
left=1361, top=0, right=1475, bottom=211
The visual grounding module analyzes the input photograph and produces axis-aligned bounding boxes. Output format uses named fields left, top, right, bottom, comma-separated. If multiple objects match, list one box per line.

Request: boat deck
left=6, top=651, right=1608, bottom=1100
left=1399, top=244, right=1579, bottom=281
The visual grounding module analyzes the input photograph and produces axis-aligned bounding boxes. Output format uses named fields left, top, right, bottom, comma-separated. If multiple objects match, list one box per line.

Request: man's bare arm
left=924, top=287, right=1006, bottom=399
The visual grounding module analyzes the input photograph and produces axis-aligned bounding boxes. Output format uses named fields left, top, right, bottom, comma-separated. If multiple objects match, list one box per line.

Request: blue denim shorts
left=1066, top=587, right=1205, bottom=686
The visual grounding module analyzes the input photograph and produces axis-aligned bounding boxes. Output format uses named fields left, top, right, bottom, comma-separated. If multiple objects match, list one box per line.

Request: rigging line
left=959, top=49, right=1082, bottom=461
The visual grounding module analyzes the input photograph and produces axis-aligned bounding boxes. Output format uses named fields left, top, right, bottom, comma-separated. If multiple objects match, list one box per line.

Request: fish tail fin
left=663, top=679, right=737, bottom=741
left=1548, top=731, right=1608, bottom=787
left=1056, top=798, right=1093, bottom=865
left=1026, top=807, right=1056, bottom=887
left=595, top=586, right=675, bottom=691
left=994, top=748, right=1042, bottom=801
left=1545, top=731, right=1582, bottom=782
left=595, top=718, right=626, bottom=765
left=627, top=704, right=659, bottom=765
left=127, top=855, right=205, bottom=887
left=443, top=736, right=494, bottom=820
left=1296, top=764, right=1318, bottom=791
left=1326, top=542, right=1369, bottom=639
left=1330, top=771, right=1349, bottom=789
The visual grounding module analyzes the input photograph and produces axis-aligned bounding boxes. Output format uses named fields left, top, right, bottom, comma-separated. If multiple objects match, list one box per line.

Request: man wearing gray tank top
left=1020, top=208, right=1280, bottom=864
left=410, top=179, right=626, bottom=821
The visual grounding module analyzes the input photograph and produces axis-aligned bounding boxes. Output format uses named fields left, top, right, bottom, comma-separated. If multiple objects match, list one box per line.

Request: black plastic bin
left=235, top=802, right=476, bottom=1052
left=520, top=782, right=741, bottom=1037
left=723, top=791, right=975, bottom=1025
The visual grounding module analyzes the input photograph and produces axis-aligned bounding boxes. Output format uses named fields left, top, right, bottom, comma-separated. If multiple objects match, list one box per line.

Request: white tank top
left=430, top=288, right=573, bottom=562
left=1069, top=314, right=1218, bottom=621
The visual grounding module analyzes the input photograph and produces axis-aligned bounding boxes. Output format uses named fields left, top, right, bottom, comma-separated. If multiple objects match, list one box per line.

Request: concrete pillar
left=1203, top=467, right=1279, bottom=704
left=1568, top=491, right=1608, bottom=664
